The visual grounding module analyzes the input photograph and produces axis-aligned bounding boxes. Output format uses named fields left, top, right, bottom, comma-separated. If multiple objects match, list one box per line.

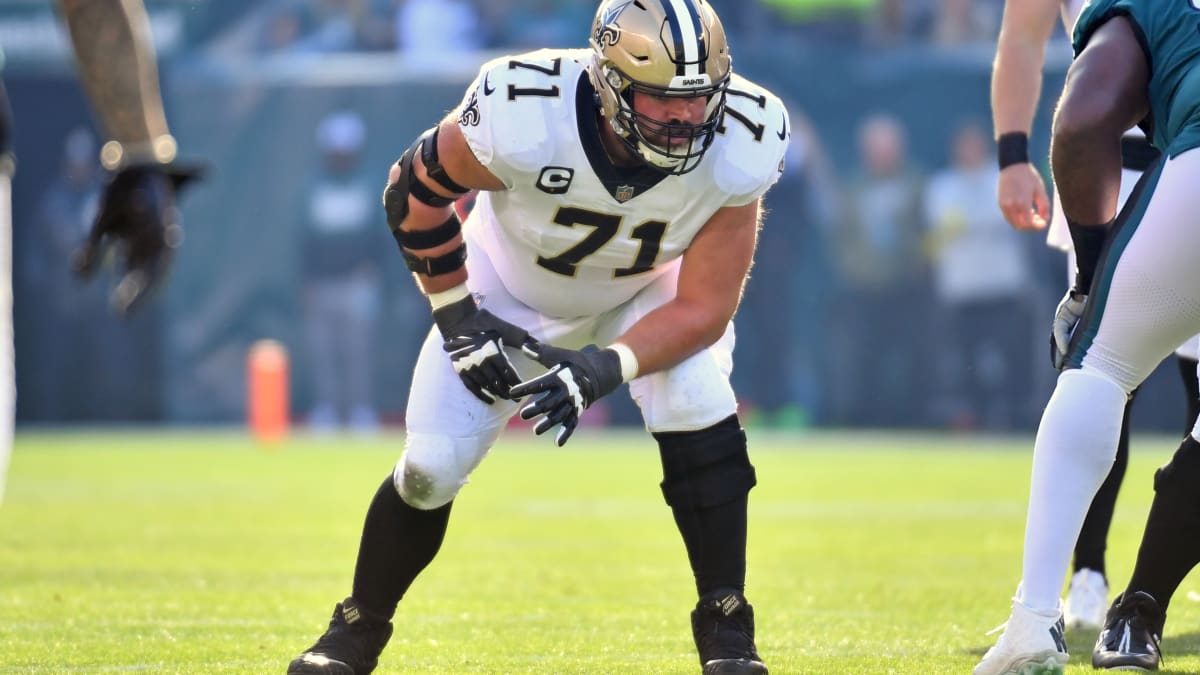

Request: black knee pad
left=653, top=414, right=757, bottom=510
left=1153, top=436, right=1200, bottom=494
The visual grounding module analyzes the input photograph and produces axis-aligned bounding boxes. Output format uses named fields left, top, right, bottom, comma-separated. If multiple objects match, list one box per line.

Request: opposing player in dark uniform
left=288, top=1, right=787, bottom=673
left=57, top=0, right=202, bottom=314
left=1076, top=4, right=1200, bottom=668
left=991, top=0, right=1200, bottom=633
left=977, top=1, right=1200, bottom=672
left=0, top=0, right=200, bottom=506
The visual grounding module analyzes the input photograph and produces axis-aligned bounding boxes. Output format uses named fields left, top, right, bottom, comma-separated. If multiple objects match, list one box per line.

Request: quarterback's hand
left=74, top=162, right=205, bottom=315
left=510, top=342, right=623, bottom=446
left=997, top=163, right=1050, bottom=231
left=436, top=294, right=531, bottom=404
left=1051, top=290, right=1088, bottom=370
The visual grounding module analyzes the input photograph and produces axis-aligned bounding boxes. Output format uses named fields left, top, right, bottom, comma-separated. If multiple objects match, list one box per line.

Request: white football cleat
left=974, top=598, right=1069, bottom=675
left=1064, top=568, right=1108, bottom=630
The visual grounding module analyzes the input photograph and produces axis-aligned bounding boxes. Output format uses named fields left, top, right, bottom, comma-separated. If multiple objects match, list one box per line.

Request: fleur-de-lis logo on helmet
left=593, top=0, right=631, bottom=47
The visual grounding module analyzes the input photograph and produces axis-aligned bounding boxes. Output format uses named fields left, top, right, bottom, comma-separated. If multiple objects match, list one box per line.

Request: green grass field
left=2, top=429, right=1199, bottom=674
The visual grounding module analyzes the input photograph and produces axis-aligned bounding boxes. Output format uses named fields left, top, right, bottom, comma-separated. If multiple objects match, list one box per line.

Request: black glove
left=436, top=294, right=532, bottom=404
left=74, top=162, right=205, bottom=315
left=509, top=342, right=623, bottom=446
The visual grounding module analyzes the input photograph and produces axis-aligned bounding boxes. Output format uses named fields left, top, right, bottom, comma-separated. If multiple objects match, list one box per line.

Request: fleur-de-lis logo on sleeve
left=459, top=89, right=481, bottom=127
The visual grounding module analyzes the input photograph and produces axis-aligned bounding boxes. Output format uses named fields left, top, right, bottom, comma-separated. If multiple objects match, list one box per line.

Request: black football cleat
left=691, top=589, right=769, bottom=675
left=288, top=597, right=393, bottom=675
left=1092, top=591, right=1164, bottom=671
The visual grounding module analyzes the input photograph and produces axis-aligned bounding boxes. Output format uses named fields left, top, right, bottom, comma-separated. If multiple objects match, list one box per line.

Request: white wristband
left=608, top=342, right=640, bottom=383
left=428, top=283, right=471, bottom=310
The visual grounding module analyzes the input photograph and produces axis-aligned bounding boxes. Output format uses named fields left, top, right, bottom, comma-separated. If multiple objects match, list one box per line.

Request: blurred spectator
left=290, top=0, right=393, bottom=53
left=28, top=127, right=105, bottom=419
left=500, top=0, right=593, bottom=50
left=759, top=0, right=873, bottom=43
left=736, top=107, right=840, bottom=428
left=280, top=0, right=393, bottom=52
left=923, top=120, right=1034, bottom=429
left=395, top=0, right=482, bottom=64
left=212, top=0, right=395, bottom=55
left=33, top=128, right=101, bottom=293
left=300, top=111, right=385, bottom=433
left=261, top=7, right=304, bottom=52
left=826, top=113, right=930, bottom=427
left=707, top=0, right=776, bottom=41
left=358, top=0, right=398, bottom=51
left=869, top=0, right=934, bottom=46
left=26, top=128, right=163, bottom=420
left=931, top=0, right=1000, bottom=45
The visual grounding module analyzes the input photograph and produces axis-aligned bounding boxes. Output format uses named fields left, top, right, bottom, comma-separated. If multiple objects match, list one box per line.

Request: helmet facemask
left=601, top=62, right=727, bottom=175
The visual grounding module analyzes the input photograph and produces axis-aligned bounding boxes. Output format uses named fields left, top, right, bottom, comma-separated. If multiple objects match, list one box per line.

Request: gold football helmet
left=587, top=0, right=731, bottom=175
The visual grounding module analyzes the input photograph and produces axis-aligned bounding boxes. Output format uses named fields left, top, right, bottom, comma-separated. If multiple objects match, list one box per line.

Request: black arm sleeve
left=1068, top=218, right=1113, bottom=293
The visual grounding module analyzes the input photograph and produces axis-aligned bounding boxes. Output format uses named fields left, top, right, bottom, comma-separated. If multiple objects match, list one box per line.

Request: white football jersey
left=456, top=48, right=789, bottom=318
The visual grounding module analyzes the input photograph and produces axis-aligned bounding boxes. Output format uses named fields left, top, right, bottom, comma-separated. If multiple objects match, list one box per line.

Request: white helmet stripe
left=663, top=0, right=701, bottom=77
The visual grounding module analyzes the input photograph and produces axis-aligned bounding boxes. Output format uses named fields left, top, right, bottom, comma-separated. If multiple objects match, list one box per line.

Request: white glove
left=1051, top=290, right=1088, bottom=370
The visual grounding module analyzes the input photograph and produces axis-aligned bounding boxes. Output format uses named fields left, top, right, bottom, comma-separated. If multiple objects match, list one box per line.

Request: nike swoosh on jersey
left=483, top=73, right=495, bottom=96
left=776, top=112, right=787, bottom=140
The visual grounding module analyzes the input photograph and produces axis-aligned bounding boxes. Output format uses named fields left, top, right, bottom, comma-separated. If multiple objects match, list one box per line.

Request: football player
left=0, top=0, right=199, bottom=506
left=58, top=0, right=203, bottom=315
left=990, top=0, right=1200, bottom=634
left=288, top=1, right=787, bottom=674
left=977, top=1, right=1200, bottom=672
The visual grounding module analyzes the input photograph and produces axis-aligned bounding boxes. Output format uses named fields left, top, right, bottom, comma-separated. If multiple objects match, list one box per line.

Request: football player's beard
left=639, top=129, right=698, bottom=161
left=643, top=128, right=692, bottom=149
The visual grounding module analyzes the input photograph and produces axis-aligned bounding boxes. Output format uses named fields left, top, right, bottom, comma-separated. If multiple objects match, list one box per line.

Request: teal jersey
left=1074, top=0, right=1200, bottom=156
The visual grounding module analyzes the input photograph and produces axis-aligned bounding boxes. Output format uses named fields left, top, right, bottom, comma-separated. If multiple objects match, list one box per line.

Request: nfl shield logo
left=615, top=184, right=635, bottom=202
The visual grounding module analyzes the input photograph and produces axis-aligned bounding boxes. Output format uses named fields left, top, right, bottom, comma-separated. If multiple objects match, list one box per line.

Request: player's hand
left=443, top=331, right=524, bottom=404
left=510, top=342, right=623, bottom=446
left=1051, top=289, right=1088, bottom=370
left=997, top=163, right=1050, bottom=231
left=435, top=295, right=531, bottom=404
left=74, top=162, right=205, bottom=315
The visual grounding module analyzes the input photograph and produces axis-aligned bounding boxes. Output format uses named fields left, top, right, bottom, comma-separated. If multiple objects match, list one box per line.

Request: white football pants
left=392, top=226, right=738, bottom=509
left=1020, top=149, right=1200, bottom=610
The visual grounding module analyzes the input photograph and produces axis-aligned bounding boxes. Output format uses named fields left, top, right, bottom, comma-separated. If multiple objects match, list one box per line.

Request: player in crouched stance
left=287, top=1, right=787, bottom=673
left=975, top=1, right=1200, bottom=673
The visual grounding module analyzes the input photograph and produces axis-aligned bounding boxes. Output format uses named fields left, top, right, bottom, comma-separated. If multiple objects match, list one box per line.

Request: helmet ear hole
left=605, top=68, right=623, bottom=90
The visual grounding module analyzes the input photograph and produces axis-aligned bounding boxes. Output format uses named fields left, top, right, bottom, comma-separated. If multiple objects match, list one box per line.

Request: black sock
left=1125, top=435, right=1200, bottom=612
left=669, top=494, right=749, bottom=597
left=351, top=475, right=452, bottom=620
left=1073, top=389, right=1134, bottom=576
left=1178, top=355, right=1199, bottom=431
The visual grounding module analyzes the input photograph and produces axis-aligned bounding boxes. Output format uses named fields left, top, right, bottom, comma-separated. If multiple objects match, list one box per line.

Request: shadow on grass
left=1160, top=628, right=1200, bottom=673
left=960, top=629, right=1200, bottom=672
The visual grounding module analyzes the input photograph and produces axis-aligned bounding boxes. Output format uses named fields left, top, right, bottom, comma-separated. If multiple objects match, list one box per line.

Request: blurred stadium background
left=11, top=3, right=1200, bottom=673
left=4, top=0, right=1191, bottom=434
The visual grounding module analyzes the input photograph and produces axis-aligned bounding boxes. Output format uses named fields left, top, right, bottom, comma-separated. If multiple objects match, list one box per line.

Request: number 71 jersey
left=457, top=48, right=789, bottom=319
